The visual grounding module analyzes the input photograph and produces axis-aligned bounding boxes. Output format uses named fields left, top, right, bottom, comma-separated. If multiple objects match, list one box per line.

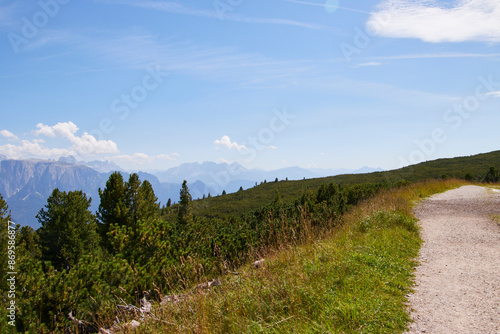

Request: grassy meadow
left=109, top=179, right=464, bottom=334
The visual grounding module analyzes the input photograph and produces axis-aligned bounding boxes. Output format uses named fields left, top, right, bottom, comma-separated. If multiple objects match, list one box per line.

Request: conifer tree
left=99, top=173, right=159, bottom=231
left=0, top=193, right=12, bottom=292
left=484, top=166, right=500, bottom=183
left=178, top=180, right=192, bottom=224
left=137, top=179, right=160, bottom=222
left=98, top=172, right=128, bottom=243
left=37, top=189, right=100, bottom=270
left=125, top=173, right=142, bottom=226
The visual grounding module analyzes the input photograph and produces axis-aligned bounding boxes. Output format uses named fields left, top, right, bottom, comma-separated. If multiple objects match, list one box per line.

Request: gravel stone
left=406, top=185, right=500, bottom=334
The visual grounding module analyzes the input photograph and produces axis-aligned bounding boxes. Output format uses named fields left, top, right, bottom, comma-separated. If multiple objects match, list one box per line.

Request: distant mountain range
left=152, top=162, right=382, bottom=192
left=0, top=157, right=382, bottom=229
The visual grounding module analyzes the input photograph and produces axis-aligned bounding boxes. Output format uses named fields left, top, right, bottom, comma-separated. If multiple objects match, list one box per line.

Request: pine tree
left=0, top=193, right=12, bottom=293
left=125, top=173, right=142, bottom=226
left=37, top=189, right=100, bottom=270
left=138, top=180, right=160, bottom=222
left=98, top=172, right=128, bottom=243
left=99, top=172, right=159, bottom=231
left=166, top=198, right=172, bottom=207
left=178, top=180, right=192, bottom=224
left=484, top=166, right=500, bottom=183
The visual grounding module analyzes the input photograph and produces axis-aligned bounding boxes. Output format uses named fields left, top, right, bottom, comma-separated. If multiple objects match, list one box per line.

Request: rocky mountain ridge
left=0, top=158, right=383, bottom=229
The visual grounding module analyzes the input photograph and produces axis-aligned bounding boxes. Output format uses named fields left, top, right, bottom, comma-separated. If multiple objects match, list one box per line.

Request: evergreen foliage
left=177, top=180, right=192, bottom=224
left=483, top=166, right=500, bottom=183
left=0, top=194, right=12, bottom=296
left=97, top=171, right=127, bottom=248
left=98, top=172, right=159, bottom=251
left=36, top=189, right=100, bottom=271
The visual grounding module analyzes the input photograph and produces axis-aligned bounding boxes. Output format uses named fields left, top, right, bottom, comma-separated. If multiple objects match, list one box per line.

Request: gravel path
left=406, top=185, right=500, bottom=333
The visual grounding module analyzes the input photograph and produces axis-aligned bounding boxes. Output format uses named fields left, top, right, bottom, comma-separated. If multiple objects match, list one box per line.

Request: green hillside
left=176, top=150, right=500, bottom=219
left=2, top=151, right=498, bottom=332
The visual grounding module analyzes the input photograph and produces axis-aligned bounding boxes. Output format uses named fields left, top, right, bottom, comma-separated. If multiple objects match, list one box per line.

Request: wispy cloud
left=26, top=29, right=317, bottom=88
left=98, top=0, right=330, bottom=31
left=0, top=130, right=18, bottom=140
left=0, top=1, right=20, bottom=27
left=368, top=0, right=500, bottom=43
left=369, top=52, right=500, bottom=61
left=352, top=61, right=383, bottom=68
left=285, top=0, right=371, bottom=15
left=487, top=90, right=500, bottom=97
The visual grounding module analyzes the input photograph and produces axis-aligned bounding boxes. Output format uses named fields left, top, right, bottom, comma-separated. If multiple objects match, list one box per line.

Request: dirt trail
left=406, top=185, right=500, bottom=333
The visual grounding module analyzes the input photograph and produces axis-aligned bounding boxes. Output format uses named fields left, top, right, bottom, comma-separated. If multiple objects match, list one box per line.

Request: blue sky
left=1, top=0, right=499, bottom=171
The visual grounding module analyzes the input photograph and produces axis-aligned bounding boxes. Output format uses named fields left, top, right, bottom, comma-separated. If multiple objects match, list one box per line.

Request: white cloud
left=214, top=135, right=247, bottom=151
left=369, top=0, right=500, bottom=43
left=35, top=121, right=119, bottom=155
left=113, top=153, right=151, bottom=163
left=112, top=152, right=179, bottom=164
left=0, top=122, right=181, bottom=168
left=0, top=140, right=72, bottom=160
left=268, top=145, right=278, bottom=150
left=157, top=153, right=180, bottom=160
left=35, top=121, right=79, bottom=138
left=0, top=122, right=119, bottom=160
left=0, top=130, right=18, bottom=140
left=487, top=90, right=500, bottom=97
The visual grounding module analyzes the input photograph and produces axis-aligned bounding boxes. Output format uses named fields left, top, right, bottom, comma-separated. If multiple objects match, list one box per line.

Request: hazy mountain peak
left=58, top=156, right=77, bottom=164
left=83, top=160, right=123, bottom=173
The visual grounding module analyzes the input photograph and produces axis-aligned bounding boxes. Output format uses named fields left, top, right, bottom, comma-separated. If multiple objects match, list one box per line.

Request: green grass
left=163, top=150, right=500, bottom=221
left=115, top=179, right=464, bottom=334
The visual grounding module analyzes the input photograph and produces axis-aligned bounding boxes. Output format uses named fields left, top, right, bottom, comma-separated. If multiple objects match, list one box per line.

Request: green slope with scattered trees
left=0, top=150, right=498, bottom=333
left=166, top=150, right=500, bottom=220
